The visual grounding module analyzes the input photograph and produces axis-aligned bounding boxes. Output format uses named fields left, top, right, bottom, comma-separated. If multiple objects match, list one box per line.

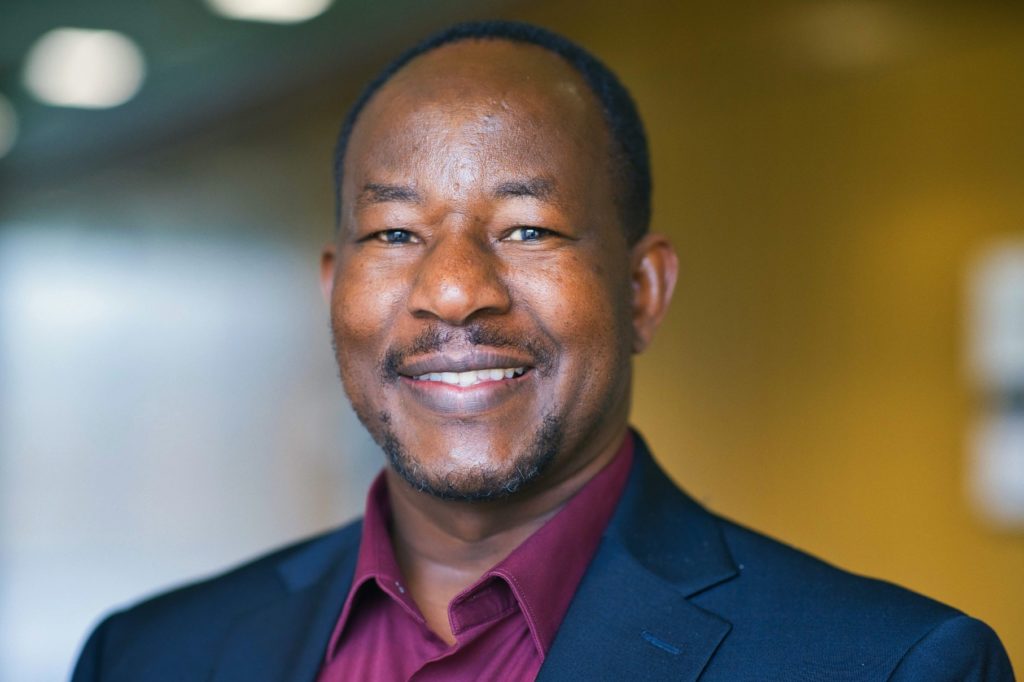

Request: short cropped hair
left=333, top=20, right=652, bottom=244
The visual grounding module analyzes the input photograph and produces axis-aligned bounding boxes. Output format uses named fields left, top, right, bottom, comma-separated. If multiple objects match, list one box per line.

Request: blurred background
left=1, top=0, right=1022, bottom=678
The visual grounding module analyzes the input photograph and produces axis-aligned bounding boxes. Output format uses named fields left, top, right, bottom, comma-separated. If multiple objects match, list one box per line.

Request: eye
left=505, top=226, right=551, bottom=242
left=372, top=229, right=417, bottom=245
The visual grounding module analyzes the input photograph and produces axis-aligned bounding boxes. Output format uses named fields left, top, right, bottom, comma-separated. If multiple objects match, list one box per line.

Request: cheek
left=331, top=260, right=406, bottom=363
left=524, top=252, right=629, bottom=361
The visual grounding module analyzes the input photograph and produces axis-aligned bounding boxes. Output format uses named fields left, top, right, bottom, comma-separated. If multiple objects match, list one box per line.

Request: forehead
left=341, top=40, right=612, bottom=201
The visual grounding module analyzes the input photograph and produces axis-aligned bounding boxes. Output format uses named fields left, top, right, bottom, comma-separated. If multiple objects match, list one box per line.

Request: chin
left=380, top=414, right=562, bottom=502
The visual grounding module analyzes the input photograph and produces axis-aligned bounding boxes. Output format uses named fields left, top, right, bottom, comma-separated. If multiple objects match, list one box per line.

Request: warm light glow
left=23, top=28, right=145, bottom=109
left=204, top=0, right=333, bottom=24
left=0, top=94, right=17, bottom=158
left=785, top=1, right=915, bottom=70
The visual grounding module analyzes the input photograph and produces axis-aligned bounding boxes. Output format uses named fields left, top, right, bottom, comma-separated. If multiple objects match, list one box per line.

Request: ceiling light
left=23, top=28, right=146, bottom=109
left=0, top=94, right=17, bottom=158
left=204, top=0, right=334, bottom=24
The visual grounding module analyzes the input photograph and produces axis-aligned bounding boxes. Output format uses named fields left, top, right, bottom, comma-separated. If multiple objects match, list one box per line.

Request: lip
left=397, top=349, right=535, bottom=377
left=399, top=367, right=534, bottom=416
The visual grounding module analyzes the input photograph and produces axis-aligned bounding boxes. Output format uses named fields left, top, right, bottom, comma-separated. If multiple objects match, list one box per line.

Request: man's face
left=324, top=40, right=647, bottom=500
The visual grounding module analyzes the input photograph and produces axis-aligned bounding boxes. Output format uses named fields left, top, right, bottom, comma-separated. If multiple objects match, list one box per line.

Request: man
left=73, top=20, right=1014, bottom=681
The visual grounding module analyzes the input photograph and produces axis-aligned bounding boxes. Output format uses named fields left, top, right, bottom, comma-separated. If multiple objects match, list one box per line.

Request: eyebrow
left=356, top=177, right=558, bottom=207
left=491, top=177, right=557, bottom=202
left=357, top=182, right=423, bottom=207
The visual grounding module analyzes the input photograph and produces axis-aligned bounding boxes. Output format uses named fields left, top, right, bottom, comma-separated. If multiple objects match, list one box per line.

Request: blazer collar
left=211, top=522, right=362, bottom=682
left=538, top=432, right=739, bottom=681
left=607, top=432, right=738, bottom=596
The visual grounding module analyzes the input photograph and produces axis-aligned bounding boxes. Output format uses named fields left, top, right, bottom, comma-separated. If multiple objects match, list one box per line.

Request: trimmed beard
left=376, top=411, right=562, bottom=502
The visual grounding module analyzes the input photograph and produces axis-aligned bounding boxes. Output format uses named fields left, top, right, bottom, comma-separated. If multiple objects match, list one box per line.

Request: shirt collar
left=328, top=431, right=635, bottom=657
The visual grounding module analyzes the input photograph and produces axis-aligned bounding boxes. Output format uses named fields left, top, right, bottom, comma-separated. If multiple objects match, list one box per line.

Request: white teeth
left=413, top=367, right=526, bottom=385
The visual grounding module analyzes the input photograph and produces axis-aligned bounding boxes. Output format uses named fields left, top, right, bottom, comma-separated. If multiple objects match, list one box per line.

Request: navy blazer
left=73, top=436, right=1015, bottom=680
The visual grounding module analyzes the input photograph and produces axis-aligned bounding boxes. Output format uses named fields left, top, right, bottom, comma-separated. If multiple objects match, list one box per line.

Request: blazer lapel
left=211, top=523, right=362, bottom=682
left=539, top=434, right=739, bottom=681
left=537, top=543, right=731, bottom=681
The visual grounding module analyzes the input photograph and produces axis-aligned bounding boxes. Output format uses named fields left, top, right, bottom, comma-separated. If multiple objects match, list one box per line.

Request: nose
left=407, top=230, right=512, bottom=325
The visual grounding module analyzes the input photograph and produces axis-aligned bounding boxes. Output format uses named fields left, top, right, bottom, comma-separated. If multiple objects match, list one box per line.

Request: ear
left=629, top=233, right=679, bottom=353
left=320, top=243, right=337, bottom=303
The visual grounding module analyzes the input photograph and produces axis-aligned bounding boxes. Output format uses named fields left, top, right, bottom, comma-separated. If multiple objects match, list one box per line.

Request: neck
left=384, top=423, right=628, bottom=640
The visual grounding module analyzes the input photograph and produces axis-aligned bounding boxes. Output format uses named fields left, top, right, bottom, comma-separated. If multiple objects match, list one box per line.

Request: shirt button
left=395, top=580, right=406, bottom=594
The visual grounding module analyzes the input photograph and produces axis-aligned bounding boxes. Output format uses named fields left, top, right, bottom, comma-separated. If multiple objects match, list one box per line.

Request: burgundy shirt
left=316, top=433, right=634, bottom=682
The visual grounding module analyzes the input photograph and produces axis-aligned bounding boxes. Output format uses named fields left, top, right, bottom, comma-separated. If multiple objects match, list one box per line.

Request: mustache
left=381, top=323, right=554, bottom=382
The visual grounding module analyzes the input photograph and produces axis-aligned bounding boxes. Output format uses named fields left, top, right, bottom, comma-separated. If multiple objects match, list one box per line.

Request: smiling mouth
left=398, top=363, right=532, bottom=415
left=394, top=349, right=537, bottom=414
left=410, top=367, right=528, bottom=386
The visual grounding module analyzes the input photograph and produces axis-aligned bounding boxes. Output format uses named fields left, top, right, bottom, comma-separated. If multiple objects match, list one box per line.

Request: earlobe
left=320, top=244, right=337, bottom=303
left=630, top=233, right=679, bottom=353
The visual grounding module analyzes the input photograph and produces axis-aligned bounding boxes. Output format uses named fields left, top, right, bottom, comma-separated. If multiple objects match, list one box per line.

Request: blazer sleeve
left=888, top=614, right=1016, bottom=681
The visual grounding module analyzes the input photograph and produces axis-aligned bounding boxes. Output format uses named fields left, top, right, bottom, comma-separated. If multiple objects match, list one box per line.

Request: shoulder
left=698, top=514, right=1014, bottom=679
left=715, top=516, right=953, bottom=622
left=72, top=520, right=362, bottom=681
left=617, top=439, right=1013, bottom=679
left=108, top=520, right=361, bottom=632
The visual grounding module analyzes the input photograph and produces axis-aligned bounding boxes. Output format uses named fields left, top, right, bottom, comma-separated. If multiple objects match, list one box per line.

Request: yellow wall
left=511, top=0, right=1024, bottom=666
